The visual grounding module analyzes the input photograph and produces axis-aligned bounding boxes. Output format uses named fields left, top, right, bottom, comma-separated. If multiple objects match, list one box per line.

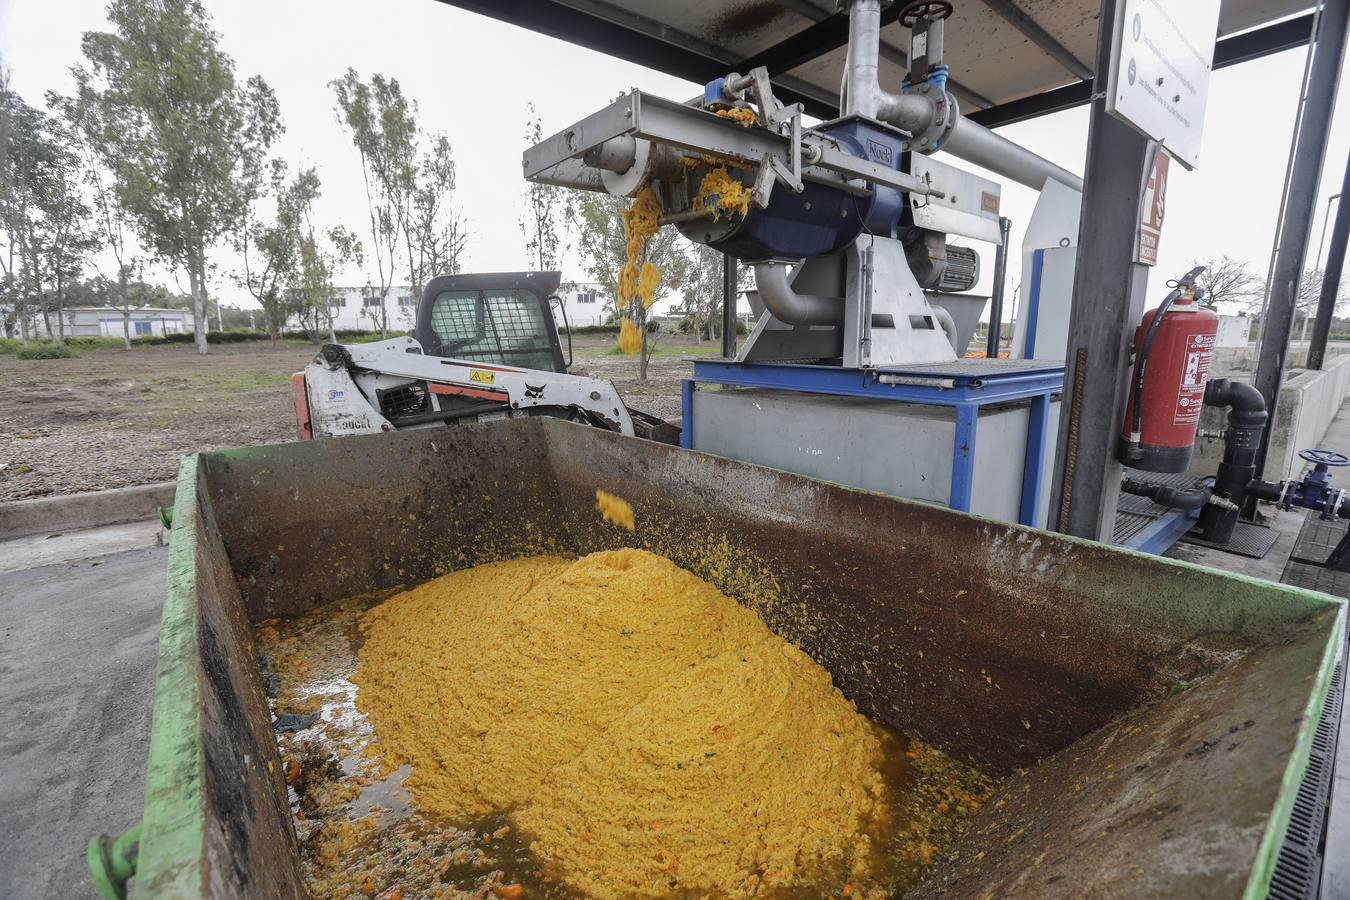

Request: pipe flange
left=601, top=138, right=653, bottom=198
left=909, top=88, right=957, bottom=153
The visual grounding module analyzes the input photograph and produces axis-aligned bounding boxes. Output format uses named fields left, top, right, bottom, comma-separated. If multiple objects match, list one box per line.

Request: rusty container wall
left=134, top=418, right=1344, bottom=899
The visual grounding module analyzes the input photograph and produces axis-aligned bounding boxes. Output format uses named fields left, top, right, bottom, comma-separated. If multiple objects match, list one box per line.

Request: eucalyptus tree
left=75, top=0, right=281, bottom=354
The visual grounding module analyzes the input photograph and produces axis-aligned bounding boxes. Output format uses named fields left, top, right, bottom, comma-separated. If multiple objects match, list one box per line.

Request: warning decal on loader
left=469, top=369, right=496, bottom=385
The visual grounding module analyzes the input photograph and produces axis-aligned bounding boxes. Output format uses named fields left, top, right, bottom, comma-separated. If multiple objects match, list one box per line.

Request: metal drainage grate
left=1266, top=661, right=1344, bottom=899
left=1281, top=561, right=1350, bottom=599
left=1289, top=516, right=1350, bottom=567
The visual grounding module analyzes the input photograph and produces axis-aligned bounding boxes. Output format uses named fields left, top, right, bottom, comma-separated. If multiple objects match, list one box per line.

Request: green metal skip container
left=117, top=417, right=1342, bottom=898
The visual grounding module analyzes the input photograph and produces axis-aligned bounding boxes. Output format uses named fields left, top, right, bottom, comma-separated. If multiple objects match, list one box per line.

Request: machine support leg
left=1020, top=392, right=1051, bottom=526
left=987, top=216, right=1012, bottom=358
left=721, top=254, right=738, bottom=360
left=1251, top=2, right=1350, bottom=480
left=680, top=379, right=695, bottom=449
left=950, top=403, right=979, bottom=512
left=1047, top=0, right=1153, bottom=541
left=1309, top=153, right=1350, bottom=370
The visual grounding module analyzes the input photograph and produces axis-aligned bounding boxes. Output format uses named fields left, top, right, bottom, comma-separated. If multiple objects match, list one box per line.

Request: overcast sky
left=2, top=0, right=1348, bottom=319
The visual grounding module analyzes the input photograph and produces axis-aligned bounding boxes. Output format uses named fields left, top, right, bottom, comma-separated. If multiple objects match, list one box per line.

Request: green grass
left=67, top=335, right=136, bottom=351
left=605, top=342, right=721, bottom=357
left=15, top=341, right=79, bottom=359
left=160, top=371, right=295, bottom=392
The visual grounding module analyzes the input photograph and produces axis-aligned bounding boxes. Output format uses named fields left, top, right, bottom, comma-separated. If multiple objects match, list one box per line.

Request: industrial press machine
left=525, top=0, right=1083, bottom=526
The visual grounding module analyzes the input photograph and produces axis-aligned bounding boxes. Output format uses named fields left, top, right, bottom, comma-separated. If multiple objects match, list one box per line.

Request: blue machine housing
left=699, top=116, right=909, bottom=262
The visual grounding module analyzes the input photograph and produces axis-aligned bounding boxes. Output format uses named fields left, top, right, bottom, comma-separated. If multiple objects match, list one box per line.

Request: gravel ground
left=0, top=334, right=719, bottom=501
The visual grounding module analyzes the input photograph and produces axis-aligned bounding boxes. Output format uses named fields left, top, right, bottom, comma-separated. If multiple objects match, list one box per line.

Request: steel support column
left=1047, top=0, right=1154, bottom=541
left=1252, top=0, right=1350, bottom=478
left=1309, top=157, right=1350, bottom=370
left=721, top=254, right=737, bottom=359
left=987, top=217, right=1012, bottom=358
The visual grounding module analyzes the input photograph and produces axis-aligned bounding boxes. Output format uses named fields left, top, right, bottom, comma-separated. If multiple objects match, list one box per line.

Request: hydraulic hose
left=1121, top=475, right=1214, bottom=511
left=1124, top=266, right=1206, bottom=461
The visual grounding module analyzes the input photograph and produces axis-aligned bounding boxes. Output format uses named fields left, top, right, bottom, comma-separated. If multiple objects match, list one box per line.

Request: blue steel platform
left=681, top=359, right=1065, bottom=527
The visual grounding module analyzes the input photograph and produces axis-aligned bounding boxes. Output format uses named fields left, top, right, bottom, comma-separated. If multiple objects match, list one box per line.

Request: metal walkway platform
left=1112, top=470, right=1203, bottom=554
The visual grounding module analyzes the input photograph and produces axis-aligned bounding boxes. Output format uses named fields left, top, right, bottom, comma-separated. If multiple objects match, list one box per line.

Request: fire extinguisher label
left=1173, top=332, right=1216, bottom=425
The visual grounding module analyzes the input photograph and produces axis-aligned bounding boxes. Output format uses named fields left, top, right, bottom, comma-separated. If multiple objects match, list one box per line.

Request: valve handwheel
left=1299, top=448, right=1350, bottom=467
left=898, top=1, right=954, bottom=26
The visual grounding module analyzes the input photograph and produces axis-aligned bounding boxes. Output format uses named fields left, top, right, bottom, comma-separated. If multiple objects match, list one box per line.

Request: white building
left=554, top=282, right=611, bottom=329
left=290, top=286, right=417, bottom=333
left=34, top=306, right=190, bottom=338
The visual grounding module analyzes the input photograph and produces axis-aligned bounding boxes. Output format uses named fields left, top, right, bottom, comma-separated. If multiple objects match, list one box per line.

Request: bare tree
left=1296, top=267, right=1350, bottom=340
left=406, top=132, right=467, bottom=305
left=1188, top=255, right=1263, bottom=312
left=519, top=103, right=572, bottom=273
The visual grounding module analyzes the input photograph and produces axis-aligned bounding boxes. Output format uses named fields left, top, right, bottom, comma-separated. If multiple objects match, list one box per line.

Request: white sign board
left=1106, top=0, right=1221, bottom=170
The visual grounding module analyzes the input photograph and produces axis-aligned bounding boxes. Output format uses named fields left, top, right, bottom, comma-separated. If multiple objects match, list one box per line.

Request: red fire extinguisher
left=1120, top=269, right=1218, bottom=473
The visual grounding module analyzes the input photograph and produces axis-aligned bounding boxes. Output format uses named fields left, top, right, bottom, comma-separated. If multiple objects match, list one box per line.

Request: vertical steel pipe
left=721, top=253, right=738, bottom=359
left=1308, top=157, right=1350, bottom=370
left=1251, top=1, right=1350, bottom=480
left=987, top=217, right=1012, bottom=358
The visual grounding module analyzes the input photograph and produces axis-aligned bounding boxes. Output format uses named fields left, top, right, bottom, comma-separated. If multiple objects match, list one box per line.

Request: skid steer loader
left=292, top=271, right=676, bottom=442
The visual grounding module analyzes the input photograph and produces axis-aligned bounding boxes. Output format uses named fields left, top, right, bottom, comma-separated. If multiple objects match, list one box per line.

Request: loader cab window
left=427, top=288, right=560, bottom=372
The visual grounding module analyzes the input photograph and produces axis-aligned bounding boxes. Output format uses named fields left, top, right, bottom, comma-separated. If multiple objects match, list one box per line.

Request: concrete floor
left=0, top=524, right=165, bottom=899
left=1166, top=397, right=1350, bottom=580
left=1164, top=503, right=1310, bottom=579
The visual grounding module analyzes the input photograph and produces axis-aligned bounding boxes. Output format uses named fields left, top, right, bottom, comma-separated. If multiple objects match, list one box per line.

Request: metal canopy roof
left=439, top=0, right=1315, bottom=127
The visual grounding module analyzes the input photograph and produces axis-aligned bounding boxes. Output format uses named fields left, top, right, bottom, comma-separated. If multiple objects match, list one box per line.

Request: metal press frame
left=681, top=359, right=1063, bottom=526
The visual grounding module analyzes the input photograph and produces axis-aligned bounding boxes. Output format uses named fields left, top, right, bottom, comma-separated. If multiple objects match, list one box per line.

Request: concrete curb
left=0, top=482, right=177, bottom=540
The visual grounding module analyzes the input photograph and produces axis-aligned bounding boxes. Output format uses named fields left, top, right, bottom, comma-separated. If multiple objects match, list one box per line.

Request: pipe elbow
left=753, top=262, right=844, bottom=327
left=931, top=304, right=959, bottom=352
left=1204, top=378, right=1268, bottom=422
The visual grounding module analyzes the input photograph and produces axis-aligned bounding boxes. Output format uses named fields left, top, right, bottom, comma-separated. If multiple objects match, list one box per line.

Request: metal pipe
left=1251, top=0, right=1349, bottom=488
left=753, top=261, right=844, bottom=326
left=843, top=0, right=1080, bottom=193
left=583, top=135, right=638, bottom=173
left=721, top=254, right=738, bottom=358
left=932, top=304, right=959, bottom=352
left=986, top=216, right=1011, bottom=357
left=943, top=115, right=1084, bottom=192
left=844, top=0, right=934, bottom=130
left=1309, top=166, right=1350, bottom=369
left=1199, top=378, right=1269, bottom=542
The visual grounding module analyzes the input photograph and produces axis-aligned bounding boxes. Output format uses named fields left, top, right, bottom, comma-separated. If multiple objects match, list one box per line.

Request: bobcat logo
left=523, top=383, right=546, bottom=399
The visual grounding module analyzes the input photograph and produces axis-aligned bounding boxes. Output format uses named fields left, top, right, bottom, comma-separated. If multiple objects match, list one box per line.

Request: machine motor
left=1120, top=274, right=1218, bottom=473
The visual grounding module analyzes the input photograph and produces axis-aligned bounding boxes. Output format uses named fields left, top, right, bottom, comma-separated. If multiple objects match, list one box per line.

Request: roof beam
left=433, top=0, right=841, bottom=118
left=738, top=1, right=992, bottom=109
left=978, top=0, right=1094, bottom=81
left=966, top=13, right=1316, bottom=129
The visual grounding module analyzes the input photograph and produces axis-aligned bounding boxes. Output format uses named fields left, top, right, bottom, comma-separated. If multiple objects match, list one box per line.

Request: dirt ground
left=0, top=333, right=719, bottom=501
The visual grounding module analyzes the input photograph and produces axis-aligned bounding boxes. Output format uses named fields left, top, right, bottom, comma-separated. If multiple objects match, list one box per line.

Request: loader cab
left=416, top=271, right=568, bottom=373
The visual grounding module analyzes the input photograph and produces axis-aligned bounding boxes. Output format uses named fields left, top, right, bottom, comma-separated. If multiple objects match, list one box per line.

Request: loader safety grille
left=377, top=383, right=430, bottom=421
left=428, top=289, right=560, bottom=372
